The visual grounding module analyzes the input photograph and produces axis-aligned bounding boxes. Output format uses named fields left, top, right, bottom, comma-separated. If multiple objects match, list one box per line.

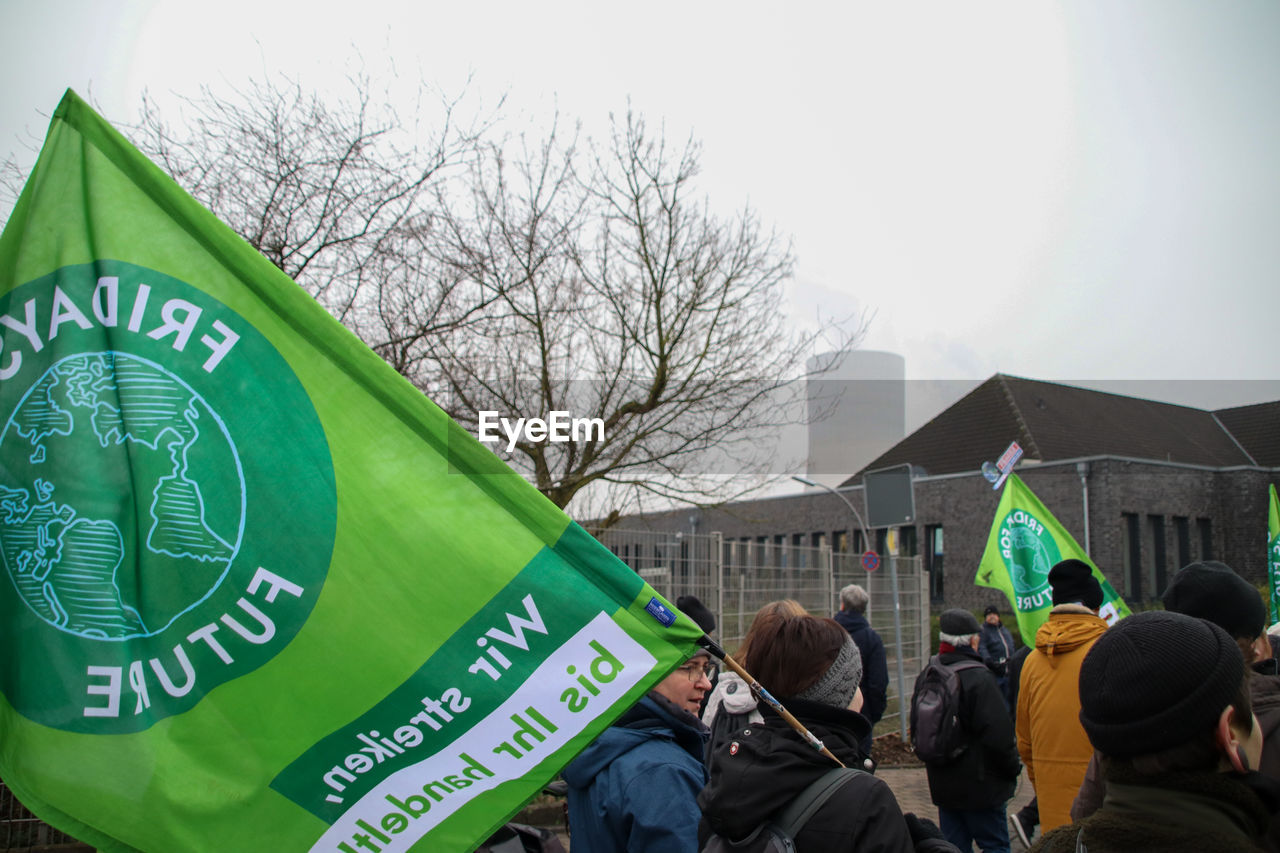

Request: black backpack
left=700, top=766, right=864, bottom=853
left=909, top=655, right=987, bottom=763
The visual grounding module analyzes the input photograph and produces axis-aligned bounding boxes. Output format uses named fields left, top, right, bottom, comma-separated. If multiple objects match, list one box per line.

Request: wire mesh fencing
left=590, top=528, right=931, bottom=736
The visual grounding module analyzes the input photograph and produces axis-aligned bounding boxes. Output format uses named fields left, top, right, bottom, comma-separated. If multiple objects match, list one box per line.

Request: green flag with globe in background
left=975, top=473, right=1130, bottom=642
left=0, top=90, right=705, bottom=853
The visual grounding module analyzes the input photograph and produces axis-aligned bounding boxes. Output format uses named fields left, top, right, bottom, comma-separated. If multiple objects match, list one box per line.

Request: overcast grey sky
left=3, top=0, right=1278, bottom=409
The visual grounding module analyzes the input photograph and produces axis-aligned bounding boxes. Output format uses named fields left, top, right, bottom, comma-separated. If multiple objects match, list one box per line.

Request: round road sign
left=862, top=550, right=880, bottom=572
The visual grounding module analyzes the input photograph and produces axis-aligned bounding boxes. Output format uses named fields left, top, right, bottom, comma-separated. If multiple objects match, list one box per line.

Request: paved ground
left=876, top=764, right=1038, bottom=849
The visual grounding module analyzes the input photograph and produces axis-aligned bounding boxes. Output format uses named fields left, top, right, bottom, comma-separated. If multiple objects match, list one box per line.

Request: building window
left=925, top=524, right=944, bottom=603
left=811, top=531, right=827, bottom=550
left=1122, top=513, right=1142, bottom=600
left=898, top=526, right=918, bottom=557
left=791, top=533, right=806, bottom=569
left=1174, top=516, right=1191, bottom=569
left=834, top=531, right=849, bottom=554
left=1148, top=515, right=1167, bottom=597
left=1198, top=518, right=1214, bottom=561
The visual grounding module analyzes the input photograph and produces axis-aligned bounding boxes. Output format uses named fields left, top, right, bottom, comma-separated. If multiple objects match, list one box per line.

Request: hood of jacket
left=1250, top=671, right=1280, bottom=745
left=702, top=670, right=758, bottom=723
left=1034, top=607, right=1108, bottom=658
left=834, top=609, right=870, bottom=634
left=562, top=693, right=706, bottom=788
left=698, top=698, right=869, bottom=839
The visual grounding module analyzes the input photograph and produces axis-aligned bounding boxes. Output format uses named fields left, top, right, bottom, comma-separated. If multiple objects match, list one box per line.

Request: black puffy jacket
left=919, top=646, right=1021, bottom=810
left=699, top=698, right=957, bottom=853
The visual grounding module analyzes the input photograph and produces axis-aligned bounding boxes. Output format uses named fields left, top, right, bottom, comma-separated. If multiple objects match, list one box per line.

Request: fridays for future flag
left=975, top=473, right=1130, bottom=642
left=1269, top=484, right=1280, bottom=623
left=0, top=90, right=704, bottom=852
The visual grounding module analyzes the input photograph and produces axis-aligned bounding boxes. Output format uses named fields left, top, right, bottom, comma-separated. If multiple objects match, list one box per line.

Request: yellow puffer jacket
left=1015, top=605, right=1108, bottom=833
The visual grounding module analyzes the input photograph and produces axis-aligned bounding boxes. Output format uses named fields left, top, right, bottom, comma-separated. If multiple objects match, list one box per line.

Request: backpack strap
left=771, top=766, right=865, bottom=841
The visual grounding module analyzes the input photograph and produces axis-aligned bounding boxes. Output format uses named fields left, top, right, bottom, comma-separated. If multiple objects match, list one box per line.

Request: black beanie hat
left=676, top=595, right=716, bottom=635
left=939, top=608, right=980, bottom=635
left=1049, top=559, right=1104, bottom=610
left=1162, top=561, right=1266, bottom=641
left=1078, top=611, right=1243, bottom=758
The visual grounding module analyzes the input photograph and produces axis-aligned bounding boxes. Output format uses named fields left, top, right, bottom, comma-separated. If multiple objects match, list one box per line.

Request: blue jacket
left=563, top=693, right=709, bottom=853
left=979, top=622, right=1015, bottom=674
left=834, top=609, right=889, bottom=725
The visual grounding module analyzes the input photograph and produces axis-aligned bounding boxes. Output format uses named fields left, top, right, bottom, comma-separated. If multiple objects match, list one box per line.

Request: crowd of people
left=560, top=560, right=1280, bottom=853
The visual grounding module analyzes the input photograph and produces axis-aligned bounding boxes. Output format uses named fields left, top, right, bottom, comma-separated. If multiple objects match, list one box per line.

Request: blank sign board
left=863, top=463, right=915, bottom=528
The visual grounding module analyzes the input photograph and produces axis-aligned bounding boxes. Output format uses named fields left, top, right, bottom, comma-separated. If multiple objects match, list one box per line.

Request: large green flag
left=0, top=90, right=704, bottom=852
left=975, top=474, right=1130, bottom=642
left=1269, top=484, right=1280, bottom=624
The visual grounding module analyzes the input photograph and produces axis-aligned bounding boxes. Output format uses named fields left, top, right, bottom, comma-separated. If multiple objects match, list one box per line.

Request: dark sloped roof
left=1214, top=401, right=1280, bottom=467
left=840, top=375, right=1262, bottom=486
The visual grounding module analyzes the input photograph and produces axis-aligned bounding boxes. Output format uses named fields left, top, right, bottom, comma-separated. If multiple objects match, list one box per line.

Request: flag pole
left=696, top=635, right=845, bottom=768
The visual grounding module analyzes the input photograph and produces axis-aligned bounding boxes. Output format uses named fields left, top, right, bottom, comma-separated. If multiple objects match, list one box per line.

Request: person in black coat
left=978, top=604, right=1016, bottom=711
left=834, top=583, right=889, bottom=755
left=700, top=612, right=959, bottom=853
left=917, top=609, right=1021, bottom=853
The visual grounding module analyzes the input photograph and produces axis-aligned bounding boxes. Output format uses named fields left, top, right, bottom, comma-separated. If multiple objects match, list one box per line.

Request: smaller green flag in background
left=975, top=474, right=1130, bottom=643
left=1268, top=484, right=1280, bottom=624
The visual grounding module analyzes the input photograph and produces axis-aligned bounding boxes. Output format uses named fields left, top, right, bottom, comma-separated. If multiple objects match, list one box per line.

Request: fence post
left=824, top=540, right=834, bottom=614
left=713, top=531, right=724, bottom=641
left=918, top=557, right=930, bottom=669
left=888, top=553, right=908, bottom=740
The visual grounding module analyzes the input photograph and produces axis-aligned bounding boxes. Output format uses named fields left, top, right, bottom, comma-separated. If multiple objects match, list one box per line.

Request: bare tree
left=425, top=111, right=861, bottom=522
left=0, top=157, right=25, bottom=222
left=131, top=74, right=504, bottom=350
left=119, top=78, right=862, bottom=520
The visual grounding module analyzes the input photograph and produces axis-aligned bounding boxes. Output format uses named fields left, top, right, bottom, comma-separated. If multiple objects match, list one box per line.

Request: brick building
left=617, top=375, right=1280, bottom=611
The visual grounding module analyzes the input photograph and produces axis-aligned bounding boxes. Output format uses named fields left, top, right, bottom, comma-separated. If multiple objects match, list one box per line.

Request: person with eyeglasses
left=563, top=597, right=717, bottom=852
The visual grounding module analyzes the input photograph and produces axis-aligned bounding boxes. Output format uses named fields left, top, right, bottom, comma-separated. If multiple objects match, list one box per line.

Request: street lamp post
left=792, top=475, right=909, bottom=740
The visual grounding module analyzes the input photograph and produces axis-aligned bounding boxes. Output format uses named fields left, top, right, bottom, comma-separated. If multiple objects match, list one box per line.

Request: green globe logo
left=998, top=508, right=1061, bottom=611
left=1, top=352, right=243, bottom=640
left=0, top=261, right=336, bottom=734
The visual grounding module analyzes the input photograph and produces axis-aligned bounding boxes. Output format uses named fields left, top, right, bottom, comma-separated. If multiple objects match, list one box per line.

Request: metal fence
left=591, top=529, right=931, bottom=736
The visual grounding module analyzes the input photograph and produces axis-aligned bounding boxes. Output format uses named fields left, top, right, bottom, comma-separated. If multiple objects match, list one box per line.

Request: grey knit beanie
left=795, top=635, right=863, bottom=709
